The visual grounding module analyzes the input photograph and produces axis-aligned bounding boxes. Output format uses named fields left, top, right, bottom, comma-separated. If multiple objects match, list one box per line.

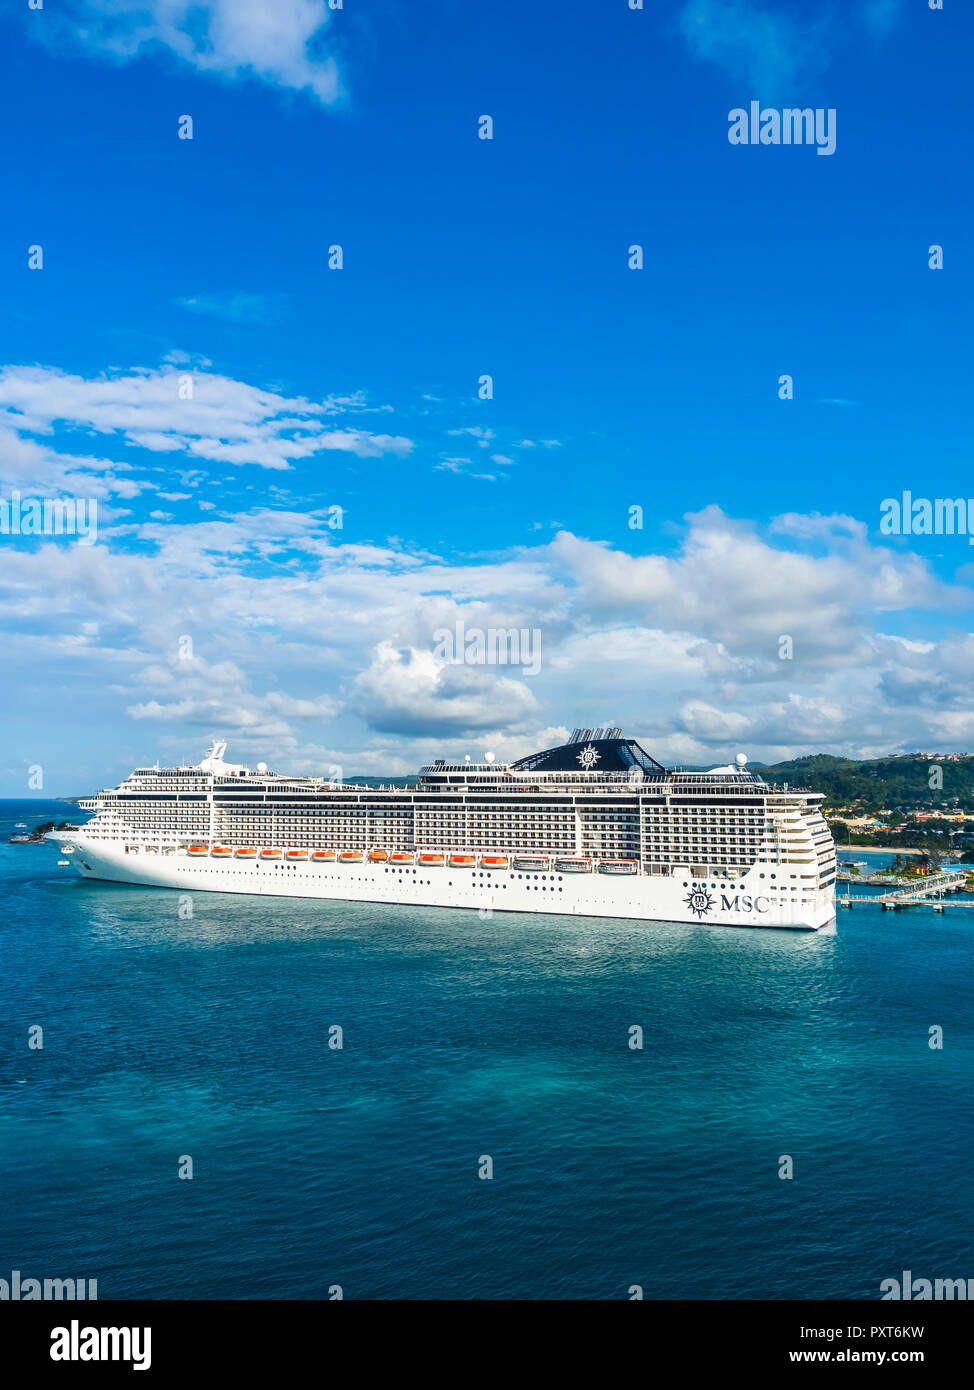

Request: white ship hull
left=56, top=836, right=835, bottom=931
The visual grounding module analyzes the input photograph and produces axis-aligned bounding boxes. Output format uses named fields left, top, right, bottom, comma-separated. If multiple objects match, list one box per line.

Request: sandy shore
left=846, top=844, right=924, bottom=855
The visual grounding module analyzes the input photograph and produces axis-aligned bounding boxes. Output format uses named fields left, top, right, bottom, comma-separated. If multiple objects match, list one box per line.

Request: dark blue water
left=2, top=801, right=972, bottom=1300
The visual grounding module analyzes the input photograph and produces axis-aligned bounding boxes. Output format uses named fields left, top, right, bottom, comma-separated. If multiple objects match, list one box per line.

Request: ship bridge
left=510, top=727, right=667, bottom=777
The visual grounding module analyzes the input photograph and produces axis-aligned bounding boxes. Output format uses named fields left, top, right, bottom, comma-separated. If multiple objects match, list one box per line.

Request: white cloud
left=124, top=650, right=341, bottom=734
left=0, top=425, right=144, bottom=503
left=678, top=0, right=825, bottom=90
left=677, top=0, right=902, bottom=92
left=0, top=364, right=412, bottom=472
left=770, top=512, right=867, bottom=542
left=176, top=292, right=288, bottom=325
left=43, top=0, right=343, bottom=105
left=354, top=641, right=539, bottom=737
left=3, top=489, right=973, bottom=784
left=448, top=427, right=495, bottom=448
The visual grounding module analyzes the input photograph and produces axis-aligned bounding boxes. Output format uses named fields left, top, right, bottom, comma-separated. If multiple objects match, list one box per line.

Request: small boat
left=598, top=859, right=638, bottom=875
left=260, top=848, right=283, bottom=860
left=480, top=855, right=509, bottom=869
left=187, top=845, right=209, bottom=856
left=418, top=852, right=445, bottom=866
left=390, top=851, right=415, bottom=864
left=368, top=849, right=389, bottom=862
left=60, top=845, right=75, bottom=854
left=449, top=854, right=477, bottom=867
left=555, top=858, right=592, bottom=873
left=285, top=849, right=309, bottom=860
left=211, top=846, right=233, bottom=857
left=311, top=850, right=336, bottom=862
left=58, top=859, right=70, bottom=866
left=513, top=856, right=549, bottom=871
left=235, top=847, right=257, bottom=858
left=338, top=850, right=364, bottom=864
left=15, top=823, right=26, bottom=829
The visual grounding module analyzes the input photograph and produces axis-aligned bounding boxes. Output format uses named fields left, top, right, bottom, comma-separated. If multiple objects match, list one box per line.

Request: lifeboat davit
left=418, top=852, right=445, bottom=866
left=555, top=857, right=592, bottom=873
left=260, top=848, right=282, bottom=860
left=598, top=859, right=638, bottom=875
left=285, top=849, right=308, bottom=860
left=513, top=856, right=549, bottom=871
left=311, top=850, right=336, bottom=862
left=480, top=855, right=509, bottom=869
left=339, top=850, right=364, bottom=864
left=187, top=845, right=208, bottom=856
left=449, top=854, right=477, bottom=867
left=211, top=846, right=233, bottom=857
left=368, top=849, right=389, bottom=862
left=390, top=851, right=415, bottom=864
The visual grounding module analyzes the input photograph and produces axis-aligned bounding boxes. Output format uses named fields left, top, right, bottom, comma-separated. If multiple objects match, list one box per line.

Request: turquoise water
left=2, top=801, right=973, bottom=1300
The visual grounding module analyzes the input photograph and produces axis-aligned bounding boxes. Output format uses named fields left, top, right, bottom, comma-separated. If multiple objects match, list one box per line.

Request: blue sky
left=1, top=0, right=972, bottom=793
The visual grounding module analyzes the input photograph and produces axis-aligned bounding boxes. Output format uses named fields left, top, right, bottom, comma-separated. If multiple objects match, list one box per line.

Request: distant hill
left=755, top=754, right=974, bottom=810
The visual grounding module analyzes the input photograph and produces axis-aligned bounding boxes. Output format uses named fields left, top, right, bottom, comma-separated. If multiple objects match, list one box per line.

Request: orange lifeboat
left=597, top=859, right=638, bottom=875
left=311, top=850, right=336, bottom=862
left=187, top=845, right=208, bottom=856
left=211, top=846, right=233, bottom=857
left=339, top=850, right=364, bottom=864
left=285, top=849, right=309, bottom=860
left=235, top=847, right=257, bottom=859
left=449, top=854, right=477, bottom=867
left=390, top=851, right=415, bottom=864
left=480, top=855, right=509, bottom=869
left=418, top=852, right=445, bottom=867
left=368, top=849, right=389, bottom=862
left=260, top=848, right=282, bottom=860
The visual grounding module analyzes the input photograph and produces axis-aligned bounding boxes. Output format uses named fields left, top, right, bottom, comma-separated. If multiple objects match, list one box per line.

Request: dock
left=839, top=870, right=970, bottom=909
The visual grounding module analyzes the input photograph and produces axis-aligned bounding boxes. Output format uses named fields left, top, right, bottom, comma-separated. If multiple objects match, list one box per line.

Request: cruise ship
left=52, top=729, right=837, bottom=930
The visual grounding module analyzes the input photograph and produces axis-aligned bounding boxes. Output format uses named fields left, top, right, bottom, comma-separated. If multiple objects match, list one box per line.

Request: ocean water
left=2, top=800, right=972, bottom=1301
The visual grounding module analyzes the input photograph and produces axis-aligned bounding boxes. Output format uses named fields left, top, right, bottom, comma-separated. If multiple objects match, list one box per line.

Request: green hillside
left=757, top=754, right=974, bottom=810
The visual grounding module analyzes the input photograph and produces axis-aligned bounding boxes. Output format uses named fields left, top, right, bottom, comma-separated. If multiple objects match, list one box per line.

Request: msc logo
left=722, top=893, right=772, bottom=914
left=684, top=886, right=774, bottom=918
left=684, top=887, right=714, bottom=918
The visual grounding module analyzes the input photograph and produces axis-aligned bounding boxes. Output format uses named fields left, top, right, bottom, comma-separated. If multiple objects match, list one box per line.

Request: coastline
left=845, top=844, right=923, bottom=855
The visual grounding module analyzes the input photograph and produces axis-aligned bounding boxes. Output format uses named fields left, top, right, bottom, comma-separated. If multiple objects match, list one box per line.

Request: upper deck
left=80, top=730, right=821, bottom=808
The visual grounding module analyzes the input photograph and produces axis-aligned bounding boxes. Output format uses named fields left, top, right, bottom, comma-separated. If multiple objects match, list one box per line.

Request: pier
left=839, top=870, right=970, bottom=909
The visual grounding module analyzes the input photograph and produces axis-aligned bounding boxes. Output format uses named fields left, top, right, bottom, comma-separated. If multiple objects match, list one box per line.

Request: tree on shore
left=917, top=847, right=944, bottom=875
